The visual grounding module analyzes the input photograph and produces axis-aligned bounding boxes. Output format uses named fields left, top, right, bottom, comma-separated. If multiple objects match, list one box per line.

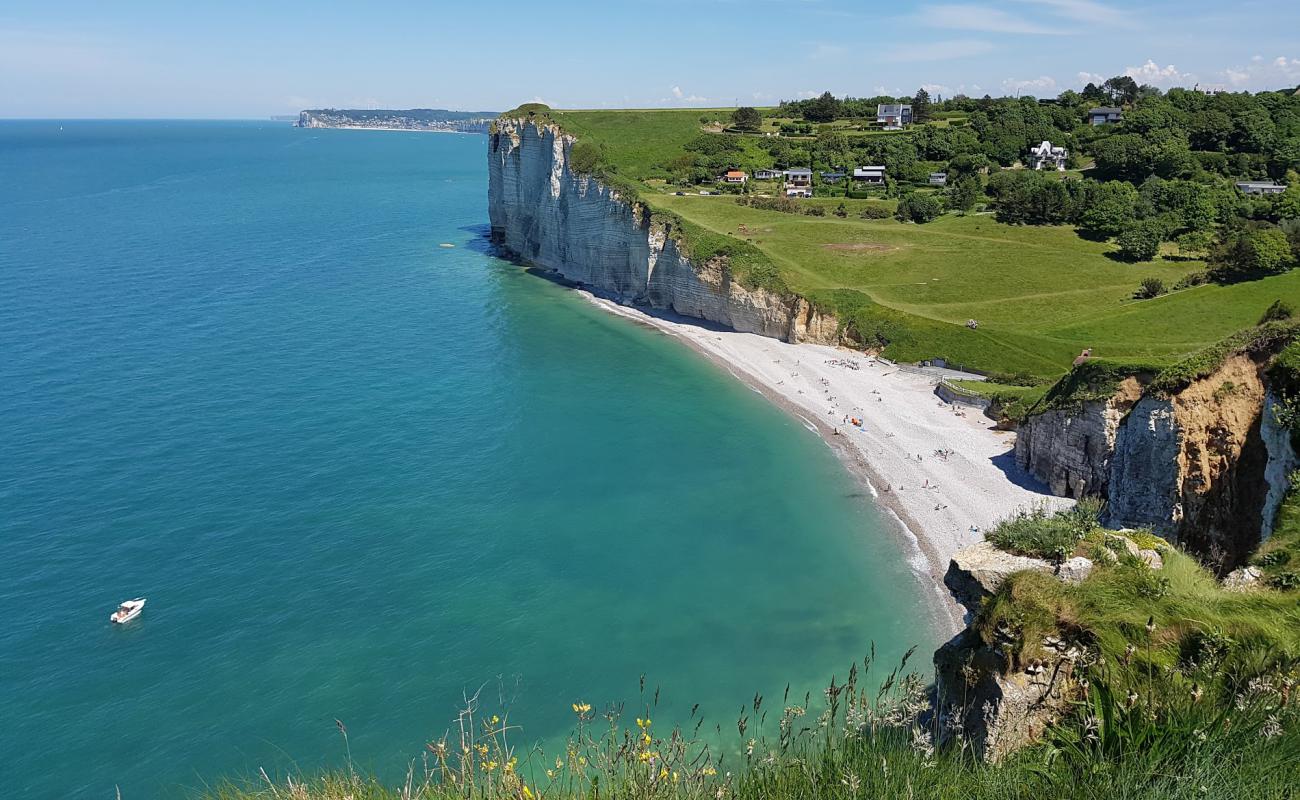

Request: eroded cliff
left=1014, top=327, right=1300, bottom=570
left=487, top=118, right=840, bottom=344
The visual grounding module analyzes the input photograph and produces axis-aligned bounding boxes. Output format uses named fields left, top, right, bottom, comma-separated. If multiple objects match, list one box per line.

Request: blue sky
left=1, top=0, right=1297, bottom=117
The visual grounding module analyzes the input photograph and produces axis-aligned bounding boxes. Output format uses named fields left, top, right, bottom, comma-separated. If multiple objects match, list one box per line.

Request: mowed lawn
left=646, top=195, right=1300, bottom=377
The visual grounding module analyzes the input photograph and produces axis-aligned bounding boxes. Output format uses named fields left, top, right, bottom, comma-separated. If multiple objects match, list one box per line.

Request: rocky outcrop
left=1016, top=352, right=1297, bottom=570
left=487, top=118, right=841, bottom=344
left=1014, top=376, right=1144, bottom=497
left=944, top=540, right=1091, bottom=613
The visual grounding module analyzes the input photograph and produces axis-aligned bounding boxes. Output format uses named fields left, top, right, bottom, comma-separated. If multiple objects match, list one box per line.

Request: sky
left=1, top=0, right=1298, bottom=118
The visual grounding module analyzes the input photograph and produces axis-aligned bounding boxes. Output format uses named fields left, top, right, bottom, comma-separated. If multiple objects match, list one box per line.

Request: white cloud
left=1217, top=55, right=1300, bottom=89
left=671, top=86, right=684, bottom=99
left=796, top=89, right=818, bottom=99
left=659, top=86, right=708, bottom=105
left=1123, top=59, right=1196, bottom=87
left=1015, top=0, right=1128, bottom=26
left=920, top=82, right=952, bottom=95
left=1002, top=75, right=1057, bottom=95
left=919, top=4, right=1064, bottom=35
left=881, top=39, right=996, bottom=62
left=1077, top=71, right=1105, bottom=85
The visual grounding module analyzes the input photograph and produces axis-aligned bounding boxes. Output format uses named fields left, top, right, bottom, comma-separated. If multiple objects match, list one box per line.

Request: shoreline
left=577, top=291, right=1073, bottom=636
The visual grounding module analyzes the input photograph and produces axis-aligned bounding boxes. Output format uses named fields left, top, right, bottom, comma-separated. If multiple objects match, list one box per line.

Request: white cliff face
left=1258, top=393, right=1296, bottom=540
left=1105, top=396, right=1182, bottom=533
left=487, top=118, right=839, bottom=343
left=1014, top=378, right=1143, bottom=498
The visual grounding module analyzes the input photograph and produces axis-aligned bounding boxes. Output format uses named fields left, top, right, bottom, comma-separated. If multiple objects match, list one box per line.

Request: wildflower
left=522, top=786, right=534, bottom=800
left=485, top=760, right=498, bottom=773
left=546, top=770, right=555, bottom=779
left=636, top=717, right=651, bottom=729
left=490, top=714, right=500, bottom=725
left=1191, top=683, right=1203, bottom=702
left=1125, top=689, right=1139, bottom=708
left=840, top=772, right=861, bottom=794
left=1261, top=715, right=1283, bottom=739
left=1146, top=615, right=1156, bottom=634
left=702, top=766, right=717, bottom=777
left=571, top=702, right=592, bottom=716
left=744, top=739, right=756, bottom=757
left=641, top=732, right=651, bottom=745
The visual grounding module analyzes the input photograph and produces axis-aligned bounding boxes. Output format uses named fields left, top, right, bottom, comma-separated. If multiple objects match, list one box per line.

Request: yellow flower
left=672, top=772, right=679, bottom=783
left=641, top=732, right=651, bottom=744
left=638, top=751, right=651, bottom=763
left=636, top=717, right=651, bottom=729
left=703, top=766, right=717, bottom=777
left=522, top=786, right=534, bottom=800
left=546, top=769, right=555, bottom=779
left=491, top=715, right=500, bottom=725
left=578, top=756, right=587, bottom=766
left=485, top=760, right=498, bottom=773
left=571, top=702, right=592, bottom=716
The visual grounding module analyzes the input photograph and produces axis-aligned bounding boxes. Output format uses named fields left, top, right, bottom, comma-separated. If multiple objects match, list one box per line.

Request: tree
left=1116, top=221, right=1163, bottom=261
left=912, top=88, right=933, bottom=123
left=1078, top=181, right=1138, bottom=238
left=945, top=176, right=981, bottom=211
left=1209, top=227, right=1295, bottom=281
left=1102, top=75, right=1139, bottom=105
left=805, top=91, right=842, bottom=123
left=731, top=106, right=762, bottom=132
left=895, top=192, right=943, bottom=223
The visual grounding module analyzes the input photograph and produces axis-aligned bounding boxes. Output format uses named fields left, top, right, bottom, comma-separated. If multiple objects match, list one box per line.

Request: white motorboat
left=110, top=598, right=146, bottom=624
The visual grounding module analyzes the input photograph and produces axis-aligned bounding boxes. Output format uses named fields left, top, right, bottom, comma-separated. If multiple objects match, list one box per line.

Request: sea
left=0, top=121, right=935, bottom=798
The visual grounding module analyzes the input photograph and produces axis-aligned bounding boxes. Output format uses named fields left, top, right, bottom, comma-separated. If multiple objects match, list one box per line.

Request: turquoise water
left=0, top=122, right=934, bottom=798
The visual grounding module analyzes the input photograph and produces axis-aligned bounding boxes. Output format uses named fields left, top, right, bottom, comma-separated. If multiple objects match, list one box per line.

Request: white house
left=876, top=104, right=912, bottom=130
left=929, top=172, right=948, bottom=186
left=784, top=168, right=813, bottom=197
left=754, top=168, right=782, bottom=180
left=1028, top=140, right=1068, bottom=171
left=1236, top=181, right=1287, bottom=195
left=852, top=166, right=886, bottom=185
left=720, top=170, right=748, bottom=184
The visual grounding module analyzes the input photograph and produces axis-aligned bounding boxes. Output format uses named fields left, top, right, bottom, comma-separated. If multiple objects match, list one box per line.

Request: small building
left=720, top=170, right=748, bottom=184
left=754, top=168, right=782, bottom=181
left=820, top=171, right=846, bottom=184
left=1027, top=140, right=1068, bottom=171
left=876, top=104, right=912, bottom=130
left=784, top=168, right=813, bottom=197
left=852, top=166, right=887, bottom=185
left=1088, top=107, right=1123, bottom=126
left=1236, top=181, right=1287, bottom=195
left=929, top=172, right=948, bottom=186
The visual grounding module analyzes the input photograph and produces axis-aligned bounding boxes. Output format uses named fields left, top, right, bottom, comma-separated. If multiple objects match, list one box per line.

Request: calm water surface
left=0, top=121, right=936, bottom=798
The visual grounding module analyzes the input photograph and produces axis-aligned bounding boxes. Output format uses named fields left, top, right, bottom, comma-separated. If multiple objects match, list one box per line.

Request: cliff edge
left=487, top=116, right=840, bottom=344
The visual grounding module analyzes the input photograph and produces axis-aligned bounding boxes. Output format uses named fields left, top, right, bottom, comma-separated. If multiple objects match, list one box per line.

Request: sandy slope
left=584, top=293, right=1073, bottom=633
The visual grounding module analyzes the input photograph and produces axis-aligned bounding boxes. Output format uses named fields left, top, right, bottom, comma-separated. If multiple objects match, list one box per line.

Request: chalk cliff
left=1014, top=336, right=1299, bottom=570
left=487, top=118, right=840, bottom=344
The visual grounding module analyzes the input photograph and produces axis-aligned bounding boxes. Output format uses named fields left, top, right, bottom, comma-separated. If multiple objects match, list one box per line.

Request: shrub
left=833, top=202, right=848, bottom=218
left=804, top=205, right=826, bottom=217
left=1259, top=299, right=1295, bottom=324
left=1173, top=270, right=1209, bottom=289
left=1135, top=277, right=1167, bottom=299
left=858, top=204, right=892, bottom=219
left=1209, top=227, right=1296, bottom=282
left=568, top=140, right=603, bottom=175
left=894, top=192, right=942, bottom=224
left=1115, top=222, right=1163, bottom=262
left=1268, top=571, right=1300, bottom=590
left=986, top=502, right=1102, bottom=560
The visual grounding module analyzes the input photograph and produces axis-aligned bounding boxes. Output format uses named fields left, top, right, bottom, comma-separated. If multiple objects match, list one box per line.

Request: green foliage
left=986, top=501, right=1105, bottom=560
left=731, top=106, right=762, bottom=132
left=568, top=140, right=603, bottom=175
left=1136, top=277, right=1167, bottom=299
left=857, top=204, right=892, bottom=219
left=1260, top=299, right=1295, bottom=324
left=1078, top=181, right=1138, bottom=238
left=894, top=192, right=942, bottom=224
left=1148, top=320, right=1300, bottom=394
left=1115, top=221, right=1164, bottom=262
left=986, top=171, right=1081, bottom=225
left=1209, top=227, right=1297, bottom=282
left=945, top=175, right=982, bottom=211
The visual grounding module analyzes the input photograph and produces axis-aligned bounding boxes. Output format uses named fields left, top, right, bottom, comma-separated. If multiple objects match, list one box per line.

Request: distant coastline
left=296, top=108, right=497, bottom=134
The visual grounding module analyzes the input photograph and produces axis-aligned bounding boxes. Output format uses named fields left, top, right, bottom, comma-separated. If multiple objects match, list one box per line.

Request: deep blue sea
left=0, top=121, right=933, bottom=798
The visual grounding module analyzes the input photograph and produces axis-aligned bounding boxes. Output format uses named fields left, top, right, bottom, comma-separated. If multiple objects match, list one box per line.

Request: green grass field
left=540, top=109, right=1300, bottom=379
